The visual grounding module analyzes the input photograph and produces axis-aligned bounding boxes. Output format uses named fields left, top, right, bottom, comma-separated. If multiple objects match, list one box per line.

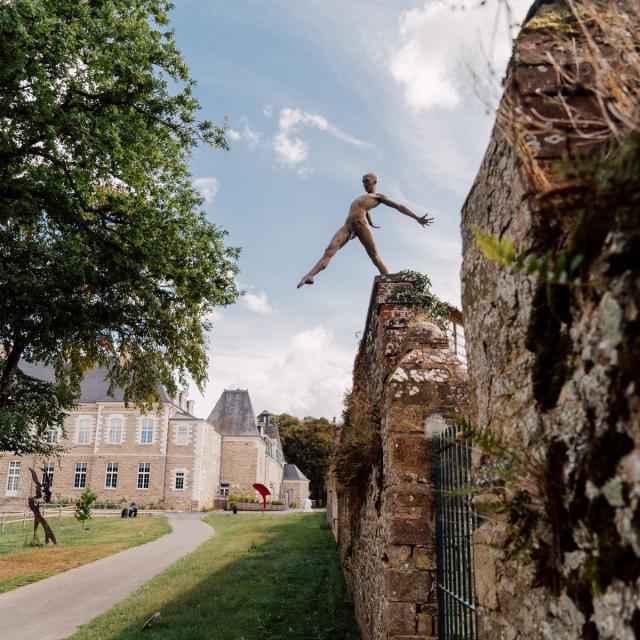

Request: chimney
left=186, top=400, right=195, bottom=415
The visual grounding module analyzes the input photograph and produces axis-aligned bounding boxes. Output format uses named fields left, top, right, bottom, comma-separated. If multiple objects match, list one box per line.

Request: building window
left=140, top=418, right=154, bottom=444
left=74, top=462, right=87, bottom=489
left=77, top=417, right=92, bottom=444
left=174, top=471, right=185, bottom=490
left=105, top=462, right=118, bottom=488
left=219, top=483, right=229, bottom=497
left=43, top=461, right=54, bottom=487
left=176, top=426, right=188, bottom=446
left=137, top=462, right=150, bottom=489
left=108, top=416, right=123, bottom=444
left=46, top=428, right=58, bottom=444
left=6, top=461, right=20, bottom=494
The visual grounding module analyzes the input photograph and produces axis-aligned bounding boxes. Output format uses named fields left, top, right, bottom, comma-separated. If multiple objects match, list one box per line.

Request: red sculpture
left=252, top=483, right=271, bottom=513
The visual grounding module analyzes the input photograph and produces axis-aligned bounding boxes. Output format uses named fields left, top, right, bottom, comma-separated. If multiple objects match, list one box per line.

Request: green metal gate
left=435, top=424, right=478, bottom=640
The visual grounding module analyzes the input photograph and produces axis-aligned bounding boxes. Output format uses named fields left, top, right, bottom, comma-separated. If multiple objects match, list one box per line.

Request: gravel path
left=0, top=512, right=213, bottom=640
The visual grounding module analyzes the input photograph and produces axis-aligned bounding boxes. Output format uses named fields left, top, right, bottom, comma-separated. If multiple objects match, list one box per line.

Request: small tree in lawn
left=75, top=488, right=97, bottom=530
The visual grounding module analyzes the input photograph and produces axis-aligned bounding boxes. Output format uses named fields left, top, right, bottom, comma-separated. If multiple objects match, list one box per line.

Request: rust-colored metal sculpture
left=28, top=466, right=57, bottom=545
left=297, top=173, right=434, bottom=288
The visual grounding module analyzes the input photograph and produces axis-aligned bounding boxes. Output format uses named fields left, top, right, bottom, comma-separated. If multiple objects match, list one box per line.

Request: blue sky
left=173, top=0, right=532, bottom=419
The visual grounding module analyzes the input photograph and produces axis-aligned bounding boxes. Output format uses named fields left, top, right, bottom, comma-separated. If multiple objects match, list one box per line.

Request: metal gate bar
left=435, top=424, right=478, bottom=640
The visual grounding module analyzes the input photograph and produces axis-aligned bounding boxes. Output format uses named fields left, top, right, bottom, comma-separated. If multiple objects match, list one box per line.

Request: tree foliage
left=0, top=1, right=240, bottom=453
left=271, top=414, right=333, bottom=502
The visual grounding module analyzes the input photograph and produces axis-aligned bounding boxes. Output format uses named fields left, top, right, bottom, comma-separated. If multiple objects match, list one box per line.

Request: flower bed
left=226, top=503, right=288, bottom=512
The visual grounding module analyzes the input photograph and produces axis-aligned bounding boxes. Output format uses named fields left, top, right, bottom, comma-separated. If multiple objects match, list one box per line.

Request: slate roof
left=17, top=361, right=172, bottom=403
left=207, top=389, right=259, bottom=436
left=283, top=463, right=309, bottom=482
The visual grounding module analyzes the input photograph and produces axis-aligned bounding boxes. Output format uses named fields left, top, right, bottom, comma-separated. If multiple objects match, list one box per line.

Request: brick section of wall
left=329, top=274, right=469, bottom=640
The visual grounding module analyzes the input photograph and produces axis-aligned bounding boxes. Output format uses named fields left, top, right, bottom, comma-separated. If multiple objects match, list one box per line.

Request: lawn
left=0, top=514, right=170, bottom=593
left=71, top=512, right=359, bottom=640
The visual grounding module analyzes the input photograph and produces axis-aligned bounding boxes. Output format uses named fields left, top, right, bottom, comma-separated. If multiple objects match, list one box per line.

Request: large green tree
left=0, top=0, right=240, bottom=454
left=273, top=414, right=333, bottom=502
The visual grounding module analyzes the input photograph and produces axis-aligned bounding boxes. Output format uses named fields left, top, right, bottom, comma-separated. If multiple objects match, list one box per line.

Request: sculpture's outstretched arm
left=377, top=194, right=434, bottom=227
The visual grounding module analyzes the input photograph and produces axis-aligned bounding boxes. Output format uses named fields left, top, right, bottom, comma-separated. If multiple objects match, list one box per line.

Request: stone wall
left=461, top=4, right=640, bottom=639
left=329, top=275, right=469, bottom=640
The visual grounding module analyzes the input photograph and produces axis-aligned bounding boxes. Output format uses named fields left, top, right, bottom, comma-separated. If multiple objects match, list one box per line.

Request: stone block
left=417, top=613, right=436, bottom=635
left=384, top=602, right=417, bottom=635
left=474, top=523, right=503, bottom=610
left=388, top=435, right=434, bottom=476
left=525, top=132, right=568, bottom=159
left=387, top=485, right=433, bottom=520
left=513, top=64, right=558, bottom=95
left=385, top=569, right=432, bottom=602
left=389, top=517, right=434, bottom=546
left=389, top=636, right=432, bottom=640
left=385, top=404, right=428, bottom=434
left=384, top=544, right=412, bottom=569
left=414, top=546, right=436, bottom=570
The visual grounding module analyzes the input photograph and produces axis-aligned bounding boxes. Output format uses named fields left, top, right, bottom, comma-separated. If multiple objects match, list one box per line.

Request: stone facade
left=328, top=275, right=469, bottom=640
left=0, top=400, right=220, bottom=510
left=1, top=384, right=288, bottom=510
left=210, top=391, right=286, bottom=501
left=219, top=437, right=260, bottom=494
left=461, top=4, right=640, bottom=639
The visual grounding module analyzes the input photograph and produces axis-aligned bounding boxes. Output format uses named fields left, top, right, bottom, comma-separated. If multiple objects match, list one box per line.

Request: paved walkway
left=0, top=512, right=213, bottom=640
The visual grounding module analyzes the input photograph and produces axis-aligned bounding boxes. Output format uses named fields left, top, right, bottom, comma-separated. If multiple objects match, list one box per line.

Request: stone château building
left=0, top=366, right=309, bottom=510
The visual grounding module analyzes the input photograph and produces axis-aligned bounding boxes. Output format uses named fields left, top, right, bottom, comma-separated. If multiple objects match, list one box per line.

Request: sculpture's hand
left=416, top=213, right=434, bottom=227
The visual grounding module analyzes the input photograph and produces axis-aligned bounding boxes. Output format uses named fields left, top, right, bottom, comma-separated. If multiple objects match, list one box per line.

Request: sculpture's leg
left=355, top=221, right=389, bottom=275
left=297, top=225, right=352, bottom=288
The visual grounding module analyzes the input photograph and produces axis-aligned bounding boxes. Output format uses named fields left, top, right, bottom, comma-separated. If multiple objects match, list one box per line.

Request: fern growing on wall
left=473, top=227, right=584, bottom=286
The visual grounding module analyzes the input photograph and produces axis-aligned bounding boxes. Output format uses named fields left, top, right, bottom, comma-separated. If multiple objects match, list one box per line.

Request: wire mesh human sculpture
left=297, top=173, right=433, bottom=288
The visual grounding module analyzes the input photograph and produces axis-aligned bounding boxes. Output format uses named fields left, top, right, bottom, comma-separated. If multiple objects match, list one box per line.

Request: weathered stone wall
left=461, top=4, right=640, bottom=639
left=331, top=275, right=469, bottom=640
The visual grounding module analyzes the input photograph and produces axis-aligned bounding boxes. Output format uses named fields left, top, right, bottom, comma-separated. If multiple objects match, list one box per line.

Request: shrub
left=74, top=488, right=98, bottom=530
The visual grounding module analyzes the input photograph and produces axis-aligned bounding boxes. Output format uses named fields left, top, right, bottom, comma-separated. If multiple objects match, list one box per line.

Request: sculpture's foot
left=297, top=275, right=315, bottom=289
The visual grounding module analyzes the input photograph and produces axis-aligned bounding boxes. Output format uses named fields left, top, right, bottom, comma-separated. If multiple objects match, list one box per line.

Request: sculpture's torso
left=347, top=193, right=381, bottom=224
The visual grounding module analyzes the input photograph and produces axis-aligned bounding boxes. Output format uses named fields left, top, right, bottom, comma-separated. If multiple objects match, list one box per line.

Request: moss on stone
left=521, top=5, right=579, bottom=36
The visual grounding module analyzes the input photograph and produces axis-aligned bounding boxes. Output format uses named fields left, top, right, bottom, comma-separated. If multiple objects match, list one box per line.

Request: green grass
left=0, top=514, right=170, bottom=593
left=70, top=513, right=359, bottom=640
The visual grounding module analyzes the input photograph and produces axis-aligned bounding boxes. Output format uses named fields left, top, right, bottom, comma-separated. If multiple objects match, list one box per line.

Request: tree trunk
left=0, top=339, right=24, bottom=393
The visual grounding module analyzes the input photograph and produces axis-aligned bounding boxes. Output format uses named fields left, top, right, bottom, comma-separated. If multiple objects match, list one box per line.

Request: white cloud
left=243, top=290, right=273, bottom=314
left=390, top=0, right=530, bottom=111
left=192, top=323, right=353, bottom=420
left=226, top=123, right=262, bottom=148
left=273, top=107, right=372, bottom=175
left=242, top=124, right=262, bottom=147
left=193, top=176, right=219, bottom=202
left=263, top=104, right=273, bottom=117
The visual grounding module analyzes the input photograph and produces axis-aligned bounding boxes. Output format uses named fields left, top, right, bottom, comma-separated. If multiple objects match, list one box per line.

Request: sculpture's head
left=362, top=172, right=377, bottom=193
